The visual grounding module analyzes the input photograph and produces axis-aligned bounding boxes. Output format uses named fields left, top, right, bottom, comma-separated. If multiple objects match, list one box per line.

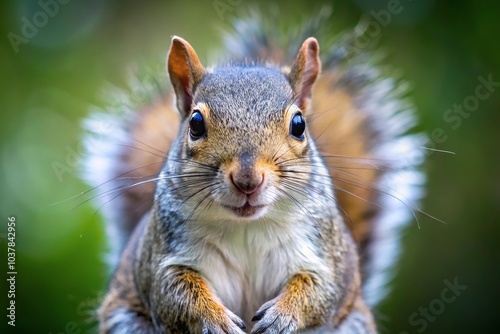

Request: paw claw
left=252, top=311, right=265, bottom=322
left=202, top=307, right=246, bottom=334
left=251, top=298, right=298, bottom=334
left=235, top=318, right=246, bottom=330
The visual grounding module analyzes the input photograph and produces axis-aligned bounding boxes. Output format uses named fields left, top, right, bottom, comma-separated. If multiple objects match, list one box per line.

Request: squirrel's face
left=166, top=36, right=321, bottom=221
left=175, top=67, right=311, bottom=220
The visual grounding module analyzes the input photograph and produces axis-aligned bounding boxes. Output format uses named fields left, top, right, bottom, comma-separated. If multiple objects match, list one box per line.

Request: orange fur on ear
left=288, top=37, right=321, bottom=112
left=167, top=36, right=206, bottom=116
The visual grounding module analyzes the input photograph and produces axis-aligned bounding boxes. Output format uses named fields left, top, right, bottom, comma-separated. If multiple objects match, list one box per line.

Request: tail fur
left=82, top=9, right=426, bottom=307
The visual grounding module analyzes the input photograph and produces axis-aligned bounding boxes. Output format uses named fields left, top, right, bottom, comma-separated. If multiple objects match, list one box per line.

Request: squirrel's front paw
left=251, top=297, right=299, bottom=334
left=201, top=307, right=246, bottom=334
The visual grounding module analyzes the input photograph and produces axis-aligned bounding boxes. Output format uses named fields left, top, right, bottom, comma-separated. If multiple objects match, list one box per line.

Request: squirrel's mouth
left=222, top=202, right=267, bottom=219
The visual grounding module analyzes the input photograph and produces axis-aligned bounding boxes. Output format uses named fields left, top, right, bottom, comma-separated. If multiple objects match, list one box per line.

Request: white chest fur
left=194, top=217, right=324, bottom=323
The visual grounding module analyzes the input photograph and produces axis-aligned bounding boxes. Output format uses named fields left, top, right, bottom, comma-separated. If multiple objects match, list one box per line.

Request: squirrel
left=82, top=11, right=426, bottom=334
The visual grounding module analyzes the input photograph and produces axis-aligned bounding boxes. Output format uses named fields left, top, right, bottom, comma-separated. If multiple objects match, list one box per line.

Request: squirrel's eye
left=290, top=112, right=306, bottom=140
left=189, top=110, right=206, bottom=139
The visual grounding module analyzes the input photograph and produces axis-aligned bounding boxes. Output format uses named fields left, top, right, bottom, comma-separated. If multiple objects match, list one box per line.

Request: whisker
left=136, top=184, right=157, bottom=214
left=173, top=181, right=221, bottom=213
left=419, top=147, right=455, bottom=155
left=305, top=105, right=340, bottom=123
left=280, top=166, right=444, bottom=226
left=71, top=176, right=166, bottom=212
left=129, top=137, right=168, bottom=155
left=271, top=140, right=289, bottom=163
left=276, top=154, right=388, bottom=170
left=280, top=176, right=355, bottom=226
left=168, top=158, right=218, bottom=171
left=117, top=144, right=167, bottom=159
left=50, top=161, right=164, bottom=206
left=183, top=187, right=219, bottom=223
left=72, top=173, right=216, bottom=212
left=273, top=141, right=302, bottom=164
left=275, top=184, right=325, bottom=231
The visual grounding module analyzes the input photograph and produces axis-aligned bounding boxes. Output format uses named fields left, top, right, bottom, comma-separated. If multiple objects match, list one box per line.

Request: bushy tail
left=82, top=8, right=426, bottom=306
left=310, top=58, right=426, bottom=306
left=82, top=81, right=179, bottom=265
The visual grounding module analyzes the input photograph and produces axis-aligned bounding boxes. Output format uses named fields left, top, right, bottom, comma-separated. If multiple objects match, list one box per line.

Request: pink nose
left=231, top=173, right=264, bottom=195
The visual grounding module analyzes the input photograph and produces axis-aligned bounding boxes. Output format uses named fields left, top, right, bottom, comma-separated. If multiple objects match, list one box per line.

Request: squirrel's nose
left=230, top=172, right=264, bottom=195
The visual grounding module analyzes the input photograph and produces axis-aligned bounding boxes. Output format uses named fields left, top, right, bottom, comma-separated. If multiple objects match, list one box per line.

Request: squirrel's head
left=166, top=36, right=322, bottom=222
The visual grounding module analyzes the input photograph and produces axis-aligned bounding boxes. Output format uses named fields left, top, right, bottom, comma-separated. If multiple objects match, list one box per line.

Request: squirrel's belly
left=200, top=242, right=287, bottom=323
left=198, top=221, right=322, bottom=324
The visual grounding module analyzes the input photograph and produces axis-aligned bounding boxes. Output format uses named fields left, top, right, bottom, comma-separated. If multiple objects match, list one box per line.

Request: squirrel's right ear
left=288, top=37, right=321, bottom=112
left=167, top=36, right=206, bottom=117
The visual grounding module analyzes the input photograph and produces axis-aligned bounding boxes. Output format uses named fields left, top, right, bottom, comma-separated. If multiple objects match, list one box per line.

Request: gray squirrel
left=82, top=11, right=426, bottom=333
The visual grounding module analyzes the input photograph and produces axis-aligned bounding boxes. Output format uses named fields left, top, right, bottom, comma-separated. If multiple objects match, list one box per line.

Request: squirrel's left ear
left=167, top=36, right=206, bottom=117
left=288, top=37, right=321, bottom=112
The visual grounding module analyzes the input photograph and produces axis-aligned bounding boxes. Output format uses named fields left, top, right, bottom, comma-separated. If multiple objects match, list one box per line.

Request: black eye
left=189, top=110, right=206, bottom=139
left=290, top=112, right=306, bottom=140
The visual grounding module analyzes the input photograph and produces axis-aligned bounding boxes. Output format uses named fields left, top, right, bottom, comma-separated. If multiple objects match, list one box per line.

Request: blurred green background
left=0, top=0, right=498, bottom=333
